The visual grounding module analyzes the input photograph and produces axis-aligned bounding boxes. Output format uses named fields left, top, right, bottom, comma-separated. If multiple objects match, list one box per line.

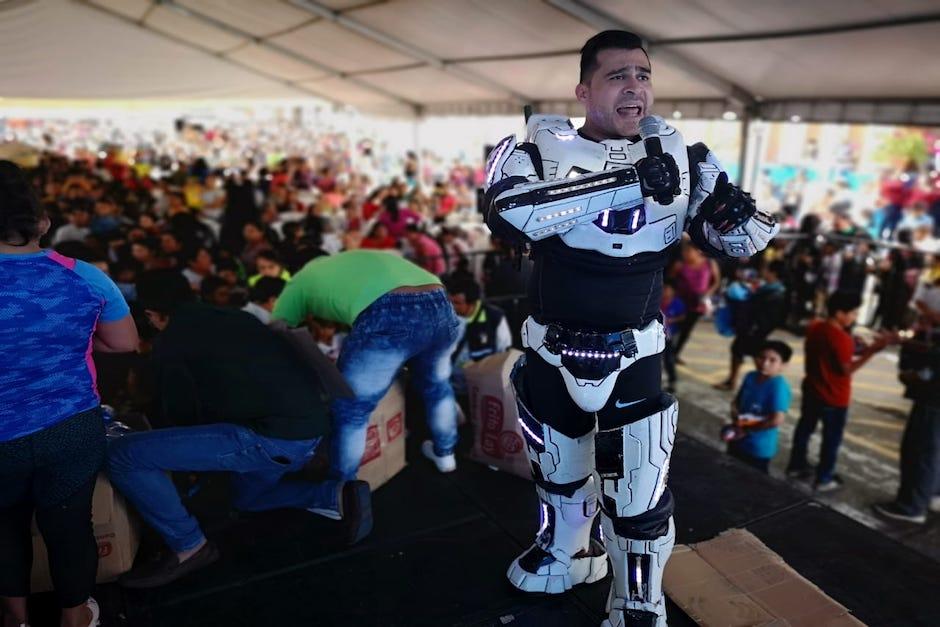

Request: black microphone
left=637, top=115, right=673, bottom=205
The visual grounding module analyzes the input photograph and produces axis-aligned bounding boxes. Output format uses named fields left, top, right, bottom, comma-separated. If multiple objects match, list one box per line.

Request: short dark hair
left=826, top=291, right=862, bottom=316
left=444, top=274, right=481, bottom=303
left=200, top=275, right=229, bottom=302
left=759, top=339, right=793, bottom=363
left=255, top=249, right=282, bottom=265
left=215, top=257, right=240, bottom=273
left=250, top=276, right=286, bottom=303
left=185, top=245, right=212, bottom=264
left=580, top=30, right=648, bottom=83
left=0, top=160, right=43, bottom=246
left=136, top=269, right=195, bottom=314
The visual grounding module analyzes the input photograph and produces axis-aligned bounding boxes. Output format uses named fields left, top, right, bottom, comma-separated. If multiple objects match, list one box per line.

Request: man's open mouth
left=617, top=105, right=643, bottom=117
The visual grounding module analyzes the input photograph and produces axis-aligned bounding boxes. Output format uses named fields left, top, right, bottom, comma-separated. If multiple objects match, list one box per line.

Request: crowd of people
left=662, top=171, right=940, bottom=523
left=2, top=116, right=940, bottom=626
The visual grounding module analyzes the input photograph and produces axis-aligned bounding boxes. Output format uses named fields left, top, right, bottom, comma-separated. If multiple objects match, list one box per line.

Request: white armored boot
left=600, top=515, right=675, bottom=627
left=594, top=396, right=678, bottom=627
left=507, top=360, right=607, bottom=593
left=507, top=475, right=608, bottom=593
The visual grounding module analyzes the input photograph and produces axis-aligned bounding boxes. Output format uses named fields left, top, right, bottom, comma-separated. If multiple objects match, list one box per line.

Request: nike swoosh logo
left=614, top=399, right=644, bottom=409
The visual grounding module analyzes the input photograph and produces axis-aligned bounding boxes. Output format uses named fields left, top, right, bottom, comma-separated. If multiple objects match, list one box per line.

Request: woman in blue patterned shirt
left=0, top=160, right=138, bottom=627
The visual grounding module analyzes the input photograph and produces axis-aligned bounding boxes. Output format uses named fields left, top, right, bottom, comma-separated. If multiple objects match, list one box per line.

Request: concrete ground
left=673, top=318, right=940, bottom=563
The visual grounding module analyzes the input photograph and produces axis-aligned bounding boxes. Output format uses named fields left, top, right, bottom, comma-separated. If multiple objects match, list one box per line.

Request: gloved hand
left=636, top=153, right=680, bottom=204
left=699, top=172, right=757, bottom=234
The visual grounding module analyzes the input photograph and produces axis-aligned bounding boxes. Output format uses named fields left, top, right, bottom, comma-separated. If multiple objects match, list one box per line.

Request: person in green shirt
left=273, top=250, right=462, bottom=477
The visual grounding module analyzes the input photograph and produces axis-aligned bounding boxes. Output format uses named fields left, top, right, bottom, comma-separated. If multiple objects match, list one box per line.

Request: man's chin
left=616, top=123, right=640, bottom=138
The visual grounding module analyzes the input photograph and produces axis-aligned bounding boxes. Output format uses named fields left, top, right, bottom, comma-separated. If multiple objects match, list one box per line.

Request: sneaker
left=340, top=480, right=373, bottom=545
left=814, top=476, right=844, bottom=493
left=119, top=540, right=220, bottom=589
left=872, top=502, right=927, bottom=524
left=85, top=597, right=100, bottom=627
left=931, top=496, right=940, bottom=513
left=786, top=467, right=814, bottom=480
left=421, top=440, right=456, bottom=473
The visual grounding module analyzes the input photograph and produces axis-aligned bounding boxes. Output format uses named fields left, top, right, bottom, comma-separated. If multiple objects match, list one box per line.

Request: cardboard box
left=664, top=529, right=865, bottom=626
left=30, top=474, right=140, bottom=593
left=464, top=349, right=531, bottom=480
left=356, top=381, right=407, bottom=491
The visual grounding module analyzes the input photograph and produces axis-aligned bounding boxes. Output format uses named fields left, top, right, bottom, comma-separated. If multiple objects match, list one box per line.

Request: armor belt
left=523, top=317, right=665, bottom=412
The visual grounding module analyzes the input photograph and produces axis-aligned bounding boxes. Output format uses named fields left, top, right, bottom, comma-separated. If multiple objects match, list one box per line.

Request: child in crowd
left=310, top=317, right=345, bottom=362
left=248, top=250, right=291, bottom=287
left=660, top=280, right=686, bottom=393
left=723, top=339, right=793, bottom=473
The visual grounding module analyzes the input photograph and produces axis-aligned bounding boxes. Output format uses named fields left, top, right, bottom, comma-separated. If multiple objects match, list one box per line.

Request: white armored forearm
left=484, top=134, right=643, bottom=242
left=685, top=148, right=779, bottom=258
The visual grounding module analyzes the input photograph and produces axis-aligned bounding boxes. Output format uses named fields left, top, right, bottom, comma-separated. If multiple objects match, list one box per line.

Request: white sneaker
left=85, top=597, right=101, bottom=627
left=421, top=440, right=456, bottom=473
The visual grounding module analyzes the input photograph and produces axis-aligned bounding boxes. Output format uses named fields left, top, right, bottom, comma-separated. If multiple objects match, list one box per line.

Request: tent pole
left=737, top=108, right=751, bottom=187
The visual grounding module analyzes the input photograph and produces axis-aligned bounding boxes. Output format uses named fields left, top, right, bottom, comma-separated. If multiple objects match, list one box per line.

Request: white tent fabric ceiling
left=1, top=0, right=939, bottom=123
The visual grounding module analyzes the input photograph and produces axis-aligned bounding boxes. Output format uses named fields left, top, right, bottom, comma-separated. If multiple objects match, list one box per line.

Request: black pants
left=662, top=337, right=677, bottom=385
left=673, top=310, right=702, bottom=356
left=897, top=400, right=940, bottom=515
left=0, top=410, right=105, bottom=607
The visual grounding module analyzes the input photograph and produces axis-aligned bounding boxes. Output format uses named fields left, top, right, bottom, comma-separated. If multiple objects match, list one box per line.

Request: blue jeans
left=107, top=424, right=337, bottom=552
left=331, top=289, right=460, bottom=480
left=787, top=390, right=849, bottom=484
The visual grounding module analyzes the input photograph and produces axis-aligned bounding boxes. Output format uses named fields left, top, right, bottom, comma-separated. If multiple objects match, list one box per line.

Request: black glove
left=699, top=172, right=756, bottom=234
left=636, top=154, right=680, bottom=205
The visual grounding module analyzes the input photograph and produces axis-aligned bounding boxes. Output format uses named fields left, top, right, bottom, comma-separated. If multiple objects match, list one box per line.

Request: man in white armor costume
left=481, top=31, right=779, bottom=626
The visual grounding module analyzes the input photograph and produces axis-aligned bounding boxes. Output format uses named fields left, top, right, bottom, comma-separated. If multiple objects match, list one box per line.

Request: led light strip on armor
left=494, top=167, right=643, bottom=242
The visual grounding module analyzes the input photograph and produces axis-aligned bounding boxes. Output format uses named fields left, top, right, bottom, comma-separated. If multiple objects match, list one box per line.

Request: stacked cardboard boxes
left=464, top=349, right=532, bottom=480
left=356, top=381, right=407, bottom=490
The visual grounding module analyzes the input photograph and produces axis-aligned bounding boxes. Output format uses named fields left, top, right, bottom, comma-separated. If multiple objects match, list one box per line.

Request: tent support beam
left=543, top=0, right=756, bottom=107
left=658, top=12, right=940, bottom=45
left=156, top=0, right=421, bottom=114
left=74, top=0, right=338, bottom=104
left=288, top=0, right=530, bottom=106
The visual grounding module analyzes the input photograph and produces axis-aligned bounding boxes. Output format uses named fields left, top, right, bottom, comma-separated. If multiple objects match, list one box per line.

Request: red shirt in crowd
left=879, top=178, right=912, bottom=207
left=360, top=235, right=397, bottom=250
left=803, top=319, right=855, bottom=408
left=362, top=201, right=382, bottom=221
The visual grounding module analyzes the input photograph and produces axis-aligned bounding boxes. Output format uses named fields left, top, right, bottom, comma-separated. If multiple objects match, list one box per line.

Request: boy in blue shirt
left=724, top=339, right=793, bottom=473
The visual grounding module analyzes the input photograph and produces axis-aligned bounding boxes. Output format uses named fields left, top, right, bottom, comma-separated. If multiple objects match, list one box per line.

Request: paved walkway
left=674, top=318, right=940, bottom=562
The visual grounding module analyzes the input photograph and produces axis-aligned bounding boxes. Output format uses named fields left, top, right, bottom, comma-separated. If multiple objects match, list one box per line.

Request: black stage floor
left=24, top=430, right=940, bottom=627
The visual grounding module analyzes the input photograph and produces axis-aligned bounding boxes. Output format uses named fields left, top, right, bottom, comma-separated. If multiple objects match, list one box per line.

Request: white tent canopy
left=2, top=0, right=940, bottom=123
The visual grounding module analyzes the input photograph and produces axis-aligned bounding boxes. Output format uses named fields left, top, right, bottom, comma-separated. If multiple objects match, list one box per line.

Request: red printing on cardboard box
left=482, top=396, right=503, bottom=433
left=481, top=433, right=500, bottom=457
left=97, top=542, right=112, bottom=558
left=480, top=395, right=506, bottom=457
left=361, top=425, right=381, bottom=464
left=499, top=431, right=523, bottom=454
left=386, top=412, right=403, bottom=441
